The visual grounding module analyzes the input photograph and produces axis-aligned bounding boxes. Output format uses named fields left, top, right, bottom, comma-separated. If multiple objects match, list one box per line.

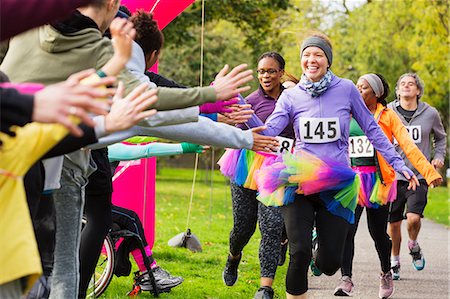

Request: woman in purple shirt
left=221, top=52, right=294, bottom=299
left=256, top=33, right=418, bottom=299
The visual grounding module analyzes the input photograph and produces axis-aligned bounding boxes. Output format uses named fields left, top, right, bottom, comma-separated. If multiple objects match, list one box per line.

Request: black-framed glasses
left=256, top=69, right=279, bottom=75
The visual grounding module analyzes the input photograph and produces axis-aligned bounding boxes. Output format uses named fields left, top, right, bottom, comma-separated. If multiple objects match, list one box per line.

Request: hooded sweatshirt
left=264, top=75, right=408, bottom=174
left=388, top=100, right=447, bottom=181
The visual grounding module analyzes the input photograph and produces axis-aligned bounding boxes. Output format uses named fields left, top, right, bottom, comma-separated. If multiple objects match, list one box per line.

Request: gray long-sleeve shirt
left=89, top=116, right=254, bottom=150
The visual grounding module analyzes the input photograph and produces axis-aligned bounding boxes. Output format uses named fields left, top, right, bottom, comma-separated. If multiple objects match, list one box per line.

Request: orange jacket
left=374, top=103, right=441, bottom=185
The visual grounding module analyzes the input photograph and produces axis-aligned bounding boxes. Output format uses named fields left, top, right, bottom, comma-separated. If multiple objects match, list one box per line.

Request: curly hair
left=130, top=10, right=164, bottom=56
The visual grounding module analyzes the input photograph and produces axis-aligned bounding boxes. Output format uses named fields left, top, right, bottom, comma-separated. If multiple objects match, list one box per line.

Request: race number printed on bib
left=393, top=125, right=422, bottom=145
left=299, top=117, right=341, bottom=143
left=275, top=136, right=294, bottom=154
left=349, top=136, right=374, bottom=158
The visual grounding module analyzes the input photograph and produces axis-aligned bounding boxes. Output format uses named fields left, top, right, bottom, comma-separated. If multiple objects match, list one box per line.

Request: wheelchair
left=82, top=218, right=159, bottom=298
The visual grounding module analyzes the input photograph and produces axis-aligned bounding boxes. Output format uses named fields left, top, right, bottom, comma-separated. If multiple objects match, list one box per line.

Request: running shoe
left=253, top=286, right=274, bottom=299
left=222, top=253, right=242, bottom=286
left=138, top=267, right=183, bottom=292
left=379, top=271, right=394, bottom=299
left=409, top=243, right=425, bottom=271
left=310, top=227, right=322, bottom=276
left=391, top=263, right=400, bottom=281
left=334, top=276, right=354, bottom=296
left=278, top=240, right=288, bottom=266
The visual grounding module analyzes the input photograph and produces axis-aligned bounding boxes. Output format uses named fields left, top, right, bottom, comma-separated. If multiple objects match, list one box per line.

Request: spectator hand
left=33, top=69, right=114, bottom=137
left=105, top=82, right=157, bottom=133
left=109, top=17, right=136, bottom=66
left=219, top=103, right=254, bottom=125
left=199, top=98, right=239, bottom=114
left=251, top=126, right=278, bottom=152
left=181, top=142, right=205, bottom=154
left=213, top=64, right=253, bottom=101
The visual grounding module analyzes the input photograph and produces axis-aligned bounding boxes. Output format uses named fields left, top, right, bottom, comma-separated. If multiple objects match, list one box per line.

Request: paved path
left=306, top=215, right=449, bottom=299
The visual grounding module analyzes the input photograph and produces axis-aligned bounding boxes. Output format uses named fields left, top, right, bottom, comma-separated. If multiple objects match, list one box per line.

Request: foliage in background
left=159, top=0, right=448, bottom=125
left=160, top=0, right=290, bottom=90
left=329, top=0, right=449, bottom=123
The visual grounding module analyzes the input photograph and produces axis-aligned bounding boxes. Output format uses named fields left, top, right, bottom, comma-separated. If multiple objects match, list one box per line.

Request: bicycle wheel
left=82, top=218, right=116, bottom=298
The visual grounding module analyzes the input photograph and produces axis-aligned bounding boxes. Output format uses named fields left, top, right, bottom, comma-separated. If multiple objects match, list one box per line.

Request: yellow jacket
left=0, top=123, right=69, bottom=290
left=374, top=103, right=441, bottom=185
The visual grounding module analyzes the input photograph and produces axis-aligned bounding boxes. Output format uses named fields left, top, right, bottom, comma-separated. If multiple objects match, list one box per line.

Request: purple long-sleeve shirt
left=237, top=87, right=295, bottom=139
left=264, top=75, right=407, bottom=173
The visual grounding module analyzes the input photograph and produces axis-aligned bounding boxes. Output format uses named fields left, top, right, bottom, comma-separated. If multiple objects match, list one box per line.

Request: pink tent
left=112, top=0, right=195, bottom=248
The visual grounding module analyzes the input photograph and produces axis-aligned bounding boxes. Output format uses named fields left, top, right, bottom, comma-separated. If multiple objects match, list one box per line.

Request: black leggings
left=281, top=194, right=350, bottom=295
left=341, top=205, right=391, bottom=277
left=78, top=192, right=112, bottom=298
left=111, top=205, right=149, bottom=247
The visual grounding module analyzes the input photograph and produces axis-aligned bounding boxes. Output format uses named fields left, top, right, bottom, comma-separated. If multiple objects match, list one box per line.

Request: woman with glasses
left=254, top=33, right=418, bottom=299
left=219, top=52, right=295, bottom=299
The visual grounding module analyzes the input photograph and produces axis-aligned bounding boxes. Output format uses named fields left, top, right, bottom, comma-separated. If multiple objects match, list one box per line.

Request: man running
left=387, top=73, right=446, bottom=280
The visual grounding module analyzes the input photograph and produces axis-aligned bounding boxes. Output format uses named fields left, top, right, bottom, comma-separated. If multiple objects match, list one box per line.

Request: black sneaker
left=222, top=253, right=241, bottom=286
left=278, top=240, right=288, bottom=266
left=253, top=286, right=274, bottom=299
left=138, top=267, right=183, bottom=292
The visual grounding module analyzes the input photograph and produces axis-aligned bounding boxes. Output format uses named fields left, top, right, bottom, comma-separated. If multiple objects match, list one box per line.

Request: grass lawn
left=100, top=167, right=449, bottom=298
left=424, top=185, right=449, bottom=226
left=100, top=167, right=287, bottom=299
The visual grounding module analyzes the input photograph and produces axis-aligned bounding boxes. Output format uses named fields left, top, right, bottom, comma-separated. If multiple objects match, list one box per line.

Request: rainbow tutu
left=218, top=149, right=277, bottom=190
left=353, top=166, right=397, bottom=209
left=254, top=150, right=360, bottom=224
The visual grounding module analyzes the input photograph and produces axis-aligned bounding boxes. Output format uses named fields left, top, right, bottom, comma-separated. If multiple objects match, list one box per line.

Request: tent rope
left=186, top=0, right=206, bottom=230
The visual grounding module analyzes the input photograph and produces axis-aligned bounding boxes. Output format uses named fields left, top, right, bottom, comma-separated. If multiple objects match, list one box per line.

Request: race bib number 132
left=299, top=117, right=341, bottom=143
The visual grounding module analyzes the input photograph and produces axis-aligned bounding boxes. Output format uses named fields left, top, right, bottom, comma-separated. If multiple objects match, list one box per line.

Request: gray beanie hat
left=301, top=36, right=333, bottom=67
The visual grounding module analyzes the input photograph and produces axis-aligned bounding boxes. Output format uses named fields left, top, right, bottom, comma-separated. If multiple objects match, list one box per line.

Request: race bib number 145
left=299, top=117, right=341, bottom=143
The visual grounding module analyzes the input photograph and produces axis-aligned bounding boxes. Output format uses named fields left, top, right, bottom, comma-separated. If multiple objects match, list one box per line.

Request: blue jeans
left=49, top=165, right=87, bottom=299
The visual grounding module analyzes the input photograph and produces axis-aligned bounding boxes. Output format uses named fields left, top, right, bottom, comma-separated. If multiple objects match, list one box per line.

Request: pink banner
left=112, top=158, right=157, bottom=247
left=121, top=0, right=196, bottom=29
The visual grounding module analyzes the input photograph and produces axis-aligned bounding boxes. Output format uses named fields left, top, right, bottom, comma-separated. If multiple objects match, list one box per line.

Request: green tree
left=329, top=0, right=449, bottom=122
left=159, top=0, right=290, bottom=88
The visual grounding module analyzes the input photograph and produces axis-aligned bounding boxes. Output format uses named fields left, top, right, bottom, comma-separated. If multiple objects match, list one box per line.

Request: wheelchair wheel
left=82, top=219, right=116, bottom=298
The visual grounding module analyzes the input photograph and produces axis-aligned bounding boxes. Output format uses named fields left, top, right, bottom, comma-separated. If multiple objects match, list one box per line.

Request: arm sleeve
left=108, top=142, right=183, bottom=162
left=125, top=136, right=158, bottom=144
left=1, top=0, right=91, bottom=41
left=263, top=92, right=292, bottom=136
left=350, top=86, right=407, bottom=174
left=0, top=87, right=34, bottom=135
left=114, top=64, right=217, bottom=111
left=42, top=123, right=98, bottom=159
left=145, top=71, right=187, bottom=88
left=431, top=108, right=447, bottom=162
left=138, top=106, right=199, bottom=127
left=391, top=111, right=441, bottom=185
left=91, top=116, right=253, bottom=150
